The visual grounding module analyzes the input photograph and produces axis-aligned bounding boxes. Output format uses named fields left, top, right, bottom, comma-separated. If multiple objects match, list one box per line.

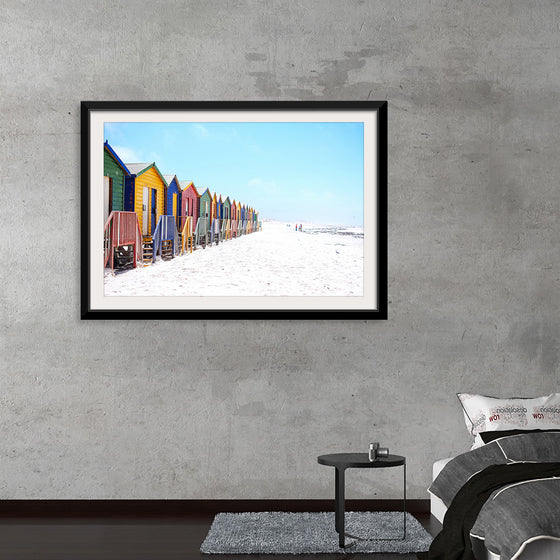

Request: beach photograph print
left=82, top=102, right=386, bottom=317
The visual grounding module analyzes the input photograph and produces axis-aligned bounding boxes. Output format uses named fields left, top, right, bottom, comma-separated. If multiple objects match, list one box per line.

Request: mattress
left=430, top=457, right=451, bottom=525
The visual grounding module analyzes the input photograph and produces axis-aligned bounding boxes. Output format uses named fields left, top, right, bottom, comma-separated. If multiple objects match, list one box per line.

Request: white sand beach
left=104, top=220, right=364, bottom=297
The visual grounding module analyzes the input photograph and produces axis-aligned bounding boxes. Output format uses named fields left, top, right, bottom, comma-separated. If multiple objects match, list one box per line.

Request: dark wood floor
left=0, top=513, right=441, bottom=560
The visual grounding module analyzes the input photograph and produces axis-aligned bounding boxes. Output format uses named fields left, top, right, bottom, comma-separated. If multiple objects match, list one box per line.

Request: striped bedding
left=426, top=432, right=560, bottom=560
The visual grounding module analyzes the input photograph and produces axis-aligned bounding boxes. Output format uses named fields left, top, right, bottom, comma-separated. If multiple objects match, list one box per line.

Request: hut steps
left=182, top=235, right=194, bottom=255
left=142, top=237, right=153, bottom=265
left=113, top=245, right=135, bottom=270
left=161, top=239, right=174, bottom=261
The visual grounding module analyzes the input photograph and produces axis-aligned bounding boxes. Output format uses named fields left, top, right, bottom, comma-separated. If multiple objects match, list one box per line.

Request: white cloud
left=164, top=130, right=178, bottom=146
left=248, top=178, right=279, bottom=195
left=104, top=122, right=122, bottom=139
left=300, top=188, right=317, bottom=199
left=112, top=145, right=142, bottom=163
left=193, top=124, right=210, bottom=137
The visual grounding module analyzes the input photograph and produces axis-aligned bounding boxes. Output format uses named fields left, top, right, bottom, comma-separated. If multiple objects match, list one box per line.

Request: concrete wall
left=1, top=1, right=558, bottom=500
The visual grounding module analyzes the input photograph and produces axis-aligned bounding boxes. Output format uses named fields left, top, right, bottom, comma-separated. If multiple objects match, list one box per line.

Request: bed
left=425, top=392, right=560, bottom=560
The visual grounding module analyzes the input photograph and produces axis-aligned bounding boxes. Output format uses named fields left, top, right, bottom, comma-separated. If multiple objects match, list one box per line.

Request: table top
left=317, top=453, right=405, bottom=468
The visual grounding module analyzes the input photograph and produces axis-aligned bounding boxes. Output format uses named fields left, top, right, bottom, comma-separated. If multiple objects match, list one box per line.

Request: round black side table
left=317, top=453, right=406, bottom=548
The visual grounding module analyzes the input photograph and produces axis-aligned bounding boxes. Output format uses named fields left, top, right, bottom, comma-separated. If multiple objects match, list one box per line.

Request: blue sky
left=105, top=121, right=364, bottom=226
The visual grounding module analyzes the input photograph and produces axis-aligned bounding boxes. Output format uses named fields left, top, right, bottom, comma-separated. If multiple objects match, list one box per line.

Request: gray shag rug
left=200, top=511, right=433, bottom=554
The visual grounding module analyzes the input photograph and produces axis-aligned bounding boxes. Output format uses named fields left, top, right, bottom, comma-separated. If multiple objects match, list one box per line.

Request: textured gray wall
left=1, top=1, right=559, bottom=500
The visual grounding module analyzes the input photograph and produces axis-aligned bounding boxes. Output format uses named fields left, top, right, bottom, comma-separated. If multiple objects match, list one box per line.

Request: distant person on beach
left=295, top=224, right=298, bottom=231
left=298, top=224, right=302, bottom=232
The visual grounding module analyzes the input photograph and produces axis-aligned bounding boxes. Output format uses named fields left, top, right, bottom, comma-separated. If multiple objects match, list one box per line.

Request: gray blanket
left=471, top=475, right=560, bottom=559
left=429, top=432, right=560, bottom=559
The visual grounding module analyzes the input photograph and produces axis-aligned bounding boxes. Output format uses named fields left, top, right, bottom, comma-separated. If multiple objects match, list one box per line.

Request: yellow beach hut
left=124, top=162, right=168, bottom=237
left=211, top=192, right=218, bottom=222
left=236, top=201, right=242, bottom=235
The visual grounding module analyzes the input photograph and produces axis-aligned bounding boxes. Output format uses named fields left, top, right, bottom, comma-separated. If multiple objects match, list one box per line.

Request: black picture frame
left=81, top=100, right=387, bottom=320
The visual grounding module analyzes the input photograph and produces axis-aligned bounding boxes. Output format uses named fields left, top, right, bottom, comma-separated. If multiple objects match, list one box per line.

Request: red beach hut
left=181, top=181, right=199, bottom=233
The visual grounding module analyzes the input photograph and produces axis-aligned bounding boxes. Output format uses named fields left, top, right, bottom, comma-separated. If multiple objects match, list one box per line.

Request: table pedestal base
left=333, top=462, right=406, bottom=548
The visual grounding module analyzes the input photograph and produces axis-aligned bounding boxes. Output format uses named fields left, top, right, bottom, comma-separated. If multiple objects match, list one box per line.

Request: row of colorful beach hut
left=103, top=141, right=261, bottom=269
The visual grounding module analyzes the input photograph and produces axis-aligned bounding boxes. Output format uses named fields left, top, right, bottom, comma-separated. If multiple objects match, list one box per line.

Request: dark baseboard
left=0, top=499, right=429, bottom=518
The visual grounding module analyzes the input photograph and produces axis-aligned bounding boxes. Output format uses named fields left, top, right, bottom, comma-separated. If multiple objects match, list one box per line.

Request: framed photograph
left=81, top=101, right=387, bottom=319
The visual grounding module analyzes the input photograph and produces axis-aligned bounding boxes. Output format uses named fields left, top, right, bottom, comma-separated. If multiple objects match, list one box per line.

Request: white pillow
left=457, top=393, right=560, bottom=447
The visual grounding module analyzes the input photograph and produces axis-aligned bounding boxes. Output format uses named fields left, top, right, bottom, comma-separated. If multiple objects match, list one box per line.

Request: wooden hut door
left=142, top=187, right=149, bottom=235
left=203, top=200, right=209, bottom=232
left=173, top=193, right=178, bottom=230
left=103, top=176, right=112, bottom=223
left=151, top=189, right=157, bottom=234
